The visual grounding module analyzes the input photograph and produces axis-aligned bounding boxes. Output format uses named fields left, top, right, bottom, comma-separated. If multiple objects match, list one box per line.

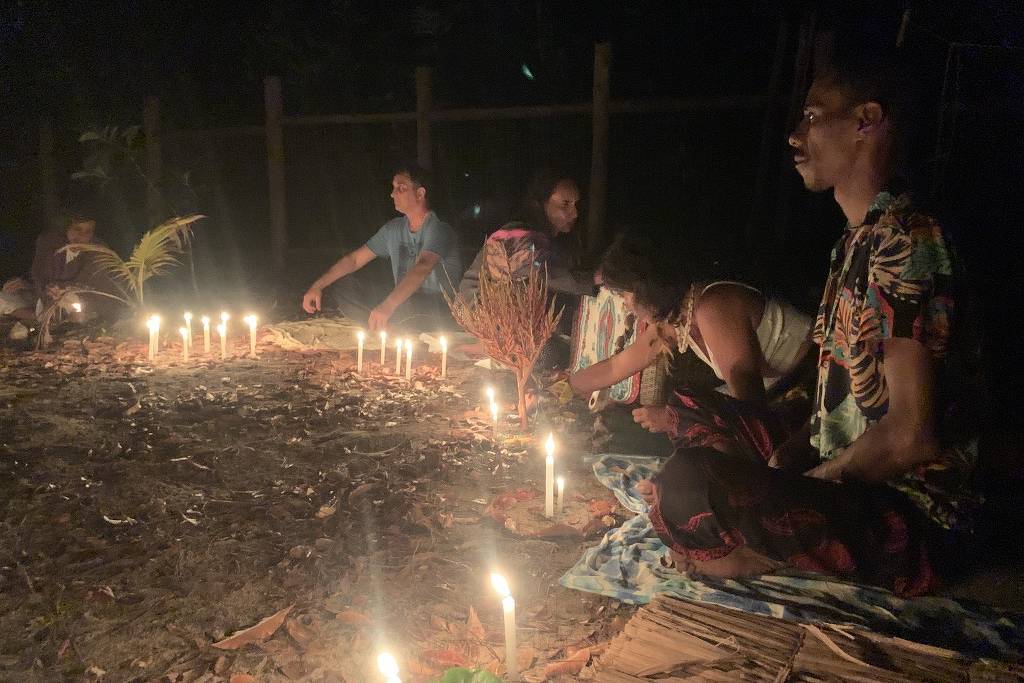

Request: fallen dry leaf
left=285, top=619, right=317, bottom=649
left=466, top=606, right=486, bottom=642
left=420, top=648, right=470, bottom=668
left=543, top=647, right=591, bottom=678
left=335, top=609, right=372, bottom=626
left=316, top=501, right=338, bottom=519
left=588, top=500, right=614, bottom=518
left=229, top=675, right=256, bottom=683
left=211, top=605, right=294, bottom=650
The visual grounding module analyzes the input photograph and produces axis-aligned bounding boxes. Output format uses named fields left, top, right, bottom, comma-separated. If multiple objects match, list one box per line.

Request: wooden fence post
left=416, top=66, right=433, bottom=169
left=39, top=117, right=59, bottom=230
left=587, top=42, right=611, bottom=256
left=264, top=76, right=288, bottom=274
left=143, top=95, right=164, bottom=226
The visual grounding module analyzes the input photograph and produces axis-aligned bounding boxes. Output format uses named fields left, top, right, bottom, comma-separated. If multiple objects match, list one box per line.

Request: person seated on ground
left=570, top=233, right=814, bottom=434
left=2, top=208, right=119, bottom=338
left=301, top=163, right=462, bottom=331
left=457, top=169, right=591, bottom=368
left=642, top=47, right=984, bottom=597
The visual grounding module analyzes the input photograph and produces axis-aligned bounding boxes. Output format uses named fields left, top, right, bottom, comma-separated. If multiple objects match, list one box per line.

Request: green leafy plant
left=429, top=668, right=502, bottom=683
left=59, top=214, right=204, bottom=308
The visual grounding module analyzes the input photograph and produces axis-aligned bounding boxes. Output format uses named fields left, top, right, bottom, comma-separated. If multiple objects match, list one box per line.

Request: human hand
left=2, top=277, right=28, bottom=294
left=301, top=287, right=322, bottom=314
left=804, top=455, right=845, bottom=481
left=46, top=283, right=67, bottom=300
left=635, top=479, right=658, bottom=507
left=632, top=405, right=676, bottom=433
left=368, top=303, right=394, bottom=331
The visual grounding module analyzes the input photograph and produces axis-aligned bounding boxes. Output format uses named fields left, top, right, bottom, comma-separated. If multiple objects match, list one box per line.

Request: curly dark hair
left=599, top=234, right=709, bottom=321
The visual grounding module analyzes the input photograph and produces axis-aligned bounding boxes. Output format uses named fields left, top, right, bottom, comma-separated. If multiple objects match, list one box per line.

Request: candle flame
left=377, top=652, right=399, bottom=677
left=220, top=312, right=230, bottom=323
left=147, top=315, right=160, bottom=332
left=380, top=330, right=387, bottom=341
left=395, top=338, right=403, bottom=350
left=178, top=327, right=187, bottom=337
left=201, top=315, right=210, bottom=325
left=244, top=314, right=257, bottom=327
left=485, top=386, right=495, bottom=402
left=356, top=329, right=365, bottom=342
left=557, top=476, right=565, bottom=488
left=440, top=335, right=447, bottom=351
left=545, top=433, right=555, bottom=457
left=216, top=323, right=226, bottom=335
left=71, top=302, right=82, bottom=313
left=184, top=311, right=192, bottom=322
left=490, top=572, right=511, bottom=597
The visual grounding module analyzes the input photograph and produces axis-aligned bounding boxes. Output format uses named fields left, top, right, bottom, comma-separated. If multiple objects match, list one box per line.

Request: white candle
left=147, top=315, right=160, bottom=361
left=490, top=401, right=499, bottom=442
left=405, top=339, right=413, bottom=381
left=379, top=331, right=387, bottom=365
left=485, top=386, right=495, bottom=405
left=545, top=433, right=555, bottom=518
left=490, top=574, right=519, bottom=682
left=244, top=314, right=257, bottom=357
left=179, top=327, right=189, bottom=362
left=394, top=338, right=403, bottom=374
left=377, top=652, right=401, bottom=683
left=556, top=476, right=565, bottom=516
left=183, top=312, right=193, bottom=351
left=439, top=335, right=448, bottom=379
left=201, top=316, right=211, bottom=353
left=356, top=329, right=365, bottom=374
left=217, top=322, right=227, bottom=360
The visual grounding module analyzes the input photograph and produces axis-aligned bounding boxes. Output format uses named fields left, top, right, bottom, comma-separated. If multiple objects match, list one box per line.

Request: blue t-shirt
left=364, top=212, right=462, bottom=294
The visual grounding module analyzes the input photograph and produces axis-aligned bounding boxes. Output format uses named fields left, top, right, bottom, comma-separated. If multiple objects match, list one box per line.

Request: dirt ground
left=0, top=326, right=635, bottom=683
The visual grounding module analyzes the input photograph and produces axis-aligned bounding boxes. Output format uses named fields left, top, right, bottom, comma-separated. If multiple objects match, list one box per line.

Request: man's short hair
left=816, top=45, right=908, bottom=134
left=393, top=162, right=435, bottom=197
left=62, top=202, right=99, bottom=227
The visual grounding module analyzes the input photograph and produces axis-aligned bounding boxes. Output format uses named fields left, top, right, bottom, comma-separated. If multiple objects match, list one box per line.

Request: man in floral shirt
left=644, top=48, right=983, bottom=596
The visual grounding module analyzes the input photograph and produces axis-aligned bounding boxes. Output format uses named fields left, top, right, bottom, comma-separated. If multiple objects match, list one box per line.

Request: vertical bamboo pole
left=39, top=117, right=59, bottom=230
left=264, top=76, right=288, bottom=274
left=416, top=66, right=433, bottom=169
left=587, top=42, right=611, bottom=256
left=143, top=95, right=164, bottom=226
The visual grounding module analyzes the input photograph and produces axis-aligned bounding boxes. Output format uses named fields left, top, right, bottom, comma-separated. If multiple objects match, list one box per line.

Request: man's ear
left=856, top=102, right=885, bottom=137
left=415, top=186, right=427, bottom=203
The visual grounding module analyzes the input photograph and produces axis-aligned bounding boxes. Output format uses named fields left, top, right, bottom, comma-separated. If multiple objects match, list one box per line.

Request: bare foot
left=670, top=546, right=784, bottom=579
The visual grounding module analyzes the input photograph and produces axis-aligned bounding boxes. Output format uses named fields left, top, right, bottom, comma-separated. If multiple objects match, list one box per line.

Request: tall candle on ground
left=179, top=327, right=189, bottom=362
left=183, top=312, right=193, bottom=350
left=355, top=329, right=365, bottom=373
left=201, top=316, right=211, bottom=353
left=394, top=338, right=403, bottom=374
left=379, top=331, right=387, bottom=365
left=545, top=433, right=555, bottom=518
left=556, top=476, right=565, bottom=516
left=490, top=573, right=519, bottom=682
left=147, top=315, right=160, bottom=361
left=404, top=340, right=413, bottom=381
left=217, top=322, right=227, bottom=360
left=439, top=335, right=448, bottom=379
left=244, top=314, right=257, bottom=357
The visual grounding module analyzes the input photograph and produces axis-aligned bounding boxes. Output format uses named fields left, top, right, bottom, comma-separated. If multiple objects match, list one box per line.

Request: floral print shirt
left=811, top=190, right=981, bottom=530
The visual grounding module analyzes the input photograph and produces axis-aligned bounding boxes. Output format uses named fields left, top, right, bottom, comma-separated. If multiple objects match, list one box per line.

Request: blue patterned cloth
left=560, top=454, right=1023, bottom=661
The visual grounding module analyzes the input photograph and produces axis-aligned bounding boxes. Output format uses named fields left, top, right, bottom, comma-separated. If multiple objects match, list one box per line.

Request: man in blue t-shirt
left=301, top=164, right=462, bottom=330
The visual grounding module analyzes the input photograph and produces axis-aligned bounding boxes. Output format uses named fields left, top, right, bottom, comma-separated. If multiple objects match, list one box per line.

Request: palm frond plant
left=58, top=214, right=204, bottom=309
left=35, top=285, right=128, bottom=350
left=445, top=259, right=563, bottom=428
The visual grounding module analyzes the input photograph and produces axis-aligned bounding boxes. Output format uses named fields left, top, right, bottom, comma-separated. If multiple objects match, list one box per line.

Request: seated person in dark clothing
left=2, top=208, right=120, bottom=337
left=301, top=163, right=462, bottom=331
left=643, top=48, right=984, bottom=597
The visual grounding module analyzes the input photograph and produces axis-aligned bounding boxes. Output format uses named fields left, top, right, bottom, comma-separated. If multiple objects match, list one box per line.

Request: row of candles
left=353, top=330, right=448, bottom=380
left=144, top=312, right=258, bottom=362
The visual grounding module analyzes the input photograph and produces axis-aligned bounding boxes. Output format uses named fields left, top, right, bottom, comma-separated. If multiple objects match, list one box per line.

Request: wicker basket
left=639, top=352, right=671, bottom=406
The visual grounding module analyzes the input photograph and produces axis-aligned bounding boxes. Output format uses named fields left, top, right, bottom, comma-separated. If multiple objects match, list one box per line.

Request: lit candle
left=201, top=316, right=211, bottom=353
left=183, top=312, right=193, bottom=351
left=243, top=314, right=257, bottom=357
left=485, top=386, right=495, bottom=405
left=71, top=302, right=82, bottom=313
left=356, top=329, right=365, bottom=374
left=379, top=331, right=387, bottom=365
left=439, top=335, right=448, bottom=379
left=220, top=311, right=230, bottom=338
left=179, top=327, right=189, bottom=362
left=147, top=315, right=160, bottom=361
left=404, top=339, right=413, bottom=381
left=217, top=322, right=227, bottom=360
left=394, top=338, right=403, bottom=374
left=377, top=652, right=401, bottom=683
left=545, top=433, right=555, bottom=518
left=491, top=401, right=499, bottom=442
left=490, top=573, right=519, bottom=682
left=556, top=476, right=565, bottom=516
